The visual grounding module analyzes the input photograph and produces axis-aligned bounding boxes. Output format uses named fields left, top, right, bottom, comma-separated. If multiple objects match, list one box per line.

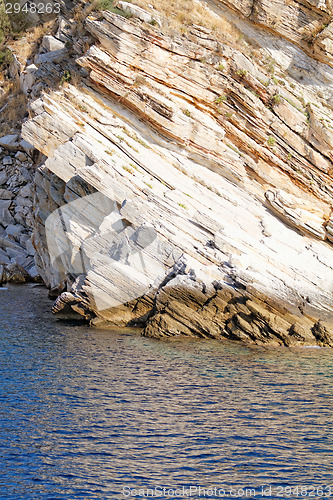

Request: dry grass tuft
left=0, top=83, right=28, bottom=135
left=124, top=0, right=241, bottom=40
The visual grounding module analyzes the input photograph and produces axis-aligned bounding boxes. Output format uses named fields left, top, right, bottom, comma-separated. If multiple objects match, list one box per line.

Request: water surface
left=0, top=285, right=332, bottom=499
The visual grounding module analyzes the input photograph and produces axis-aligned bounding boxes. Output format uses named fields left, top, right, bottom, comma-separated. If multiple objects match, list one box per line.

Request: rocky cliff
left=2, top=0, right=333, bottom=346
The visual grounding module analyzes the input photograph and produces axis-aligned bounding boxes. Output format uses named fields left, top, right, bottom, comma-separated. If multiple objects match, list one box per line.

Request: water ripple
left=0, top=285, right=332, bottom=499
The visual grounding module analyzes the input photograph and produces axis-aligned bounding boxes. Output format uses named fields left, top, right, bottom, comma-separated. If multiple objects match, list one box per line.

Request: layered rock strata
left=214, top=0, right=333, bottom=68
left=19, top=5, right=333, bottom=346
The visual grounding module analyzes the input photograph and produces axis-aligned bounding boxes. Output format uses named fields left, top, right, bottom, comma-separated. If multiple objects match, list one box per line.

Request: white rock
left=0, top=134, right=19, bottom=150
left=42, top=35, right=66, bottom=52
left=118, top=1, right=162, bottom=26
left=265, top=189, right=326, bottom=240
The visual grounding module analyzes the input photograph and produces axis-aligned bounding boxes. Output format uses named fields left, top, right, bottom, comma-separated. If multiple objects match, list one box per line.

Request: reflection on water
left=0, top=285, right=332, bottom=499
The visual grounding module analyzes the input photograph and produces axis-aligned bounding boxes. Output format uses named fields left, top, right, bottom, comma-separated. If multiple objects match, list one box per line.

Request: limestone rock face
left=216, top=0, right=333, bottom=68
left=20, top=7, right=333, bottom=345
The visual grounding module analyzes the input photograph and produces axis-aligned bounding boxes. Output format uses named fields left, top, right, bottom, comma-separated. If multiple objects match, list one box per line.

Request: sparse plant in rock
left=60, top=70, right=71, bottom=85
left=122, top=166, right=134, bottom=174
left=265, top=56, right=276, bottom=75
left=267, top=136, right=276, bottom=146
left=250, top=89, right=261, bottom=99
left=182, top=109, right=191, bottom=117
left=217, top=64, right=225, bottom=71
left=236, top=69, right=247, bottom=78
left=271, top=94, right=282, bottom=106
left=215, top=95, right=227, bottom=105
left=259, top=78, right=269, bottom=87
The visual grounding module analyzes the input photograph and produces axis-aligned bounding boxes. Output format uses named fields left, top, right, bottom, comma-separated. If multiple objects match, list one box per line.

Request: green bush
left=0, top=47, right=13, bottom=68
left=96, top=0, right=133, bottom=17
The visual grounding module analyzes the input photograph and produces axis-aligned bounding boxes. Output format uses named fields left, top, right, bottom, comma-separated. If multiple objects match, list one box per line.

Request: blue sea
left=0, top=284, right=332, bottom=499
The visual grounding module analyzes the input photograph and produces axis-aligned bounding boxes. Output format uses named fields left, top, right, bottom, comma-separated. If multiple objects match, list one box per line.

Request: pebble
left=3, top=156, right=13, bottom=165
left=25, top=238, right=35, bottom=256
left=18, top=184, right=31, bottom=198
left=19, top=234, right=30, bottom=246
left=0, top=199, right=12, bottom=210
left=14, top=196, right=32, bottom=208
left=0, top=172, right=8, bottom=185
left=15, top=151, right=28, bottom=162
left=0, top=189, right=13, bottom=200
left=6, top=224, right=25, bottom=240
left=20, top=168, right=32, bottom=181
left=19, top=139, right=34, bottom=156
left=0, top=208, right=13, bottom=226
left=0, top=134, right=19, bottom=149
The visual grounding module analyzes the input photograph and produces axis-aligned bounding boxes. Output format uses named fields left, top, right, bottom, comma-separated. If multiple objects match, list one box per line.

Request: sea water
left=0, top=285, right=332, bottom=499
